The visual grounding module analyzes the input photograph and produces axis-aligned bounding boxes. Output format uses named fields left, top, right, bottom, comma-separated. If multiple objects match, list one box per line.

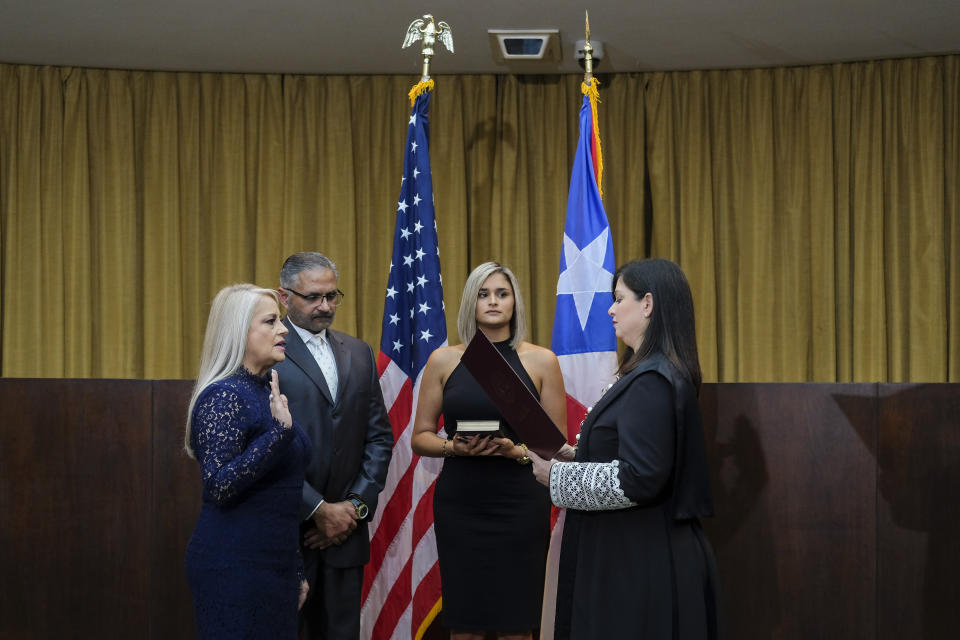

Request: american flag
left=360, top=82, right=447, bottom=640
left=540, top=78, right=619, bottom=638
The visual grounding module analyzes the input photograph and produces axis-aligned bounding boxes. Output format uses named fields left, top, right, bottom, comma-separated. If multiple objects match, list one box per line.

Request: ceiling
left=1, top=0, right=958, bottom=76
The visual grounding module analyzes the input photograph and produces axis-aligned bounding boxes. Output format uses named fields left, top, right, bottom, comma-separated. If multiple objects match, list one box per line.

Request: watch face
left=351, top=498, right=369, bottom=519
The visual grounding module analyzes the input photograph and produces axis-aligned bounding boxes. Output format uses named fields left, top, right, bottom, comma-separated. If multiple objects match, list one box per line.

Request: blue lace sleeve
left=297, top=546, right=305, bottom=583
left=191, top=386, right=293, bottom=506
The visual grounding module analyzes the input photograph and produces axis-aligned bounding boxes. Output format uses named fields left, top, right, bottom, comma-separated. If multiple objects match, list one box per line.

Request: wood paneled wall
left=0, top=381, right=956, bottom=638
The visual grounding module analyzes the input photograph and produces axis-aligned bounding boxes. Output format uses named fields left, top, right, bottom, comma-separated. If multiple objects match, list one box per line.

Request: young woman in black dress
left=411, top=262, right=571, bottom=640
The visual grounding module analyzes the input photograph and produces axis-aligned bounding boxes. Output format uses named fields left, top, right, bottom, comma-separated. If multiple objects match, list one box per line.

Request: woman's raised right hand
left=268, top=369, right=293, bottom=429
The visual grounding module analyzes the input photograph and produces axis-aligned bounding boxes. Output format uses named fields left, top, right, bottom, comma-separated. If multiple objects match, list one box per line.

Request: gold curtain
left=643, top=57, right=959, bottom=381
left=1, top=57, right=956, bottom=381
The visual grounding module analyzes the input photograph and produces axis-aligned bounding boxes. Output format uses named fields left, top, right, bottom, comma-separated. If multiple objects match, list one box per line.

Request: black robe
left=554, top=353, right=722, bottom=639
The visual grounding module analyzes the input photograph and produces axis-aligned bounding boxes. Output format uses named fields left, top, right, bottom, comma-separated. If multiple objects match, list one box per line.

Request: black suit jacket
left=274, top=317, right=393, bottom=569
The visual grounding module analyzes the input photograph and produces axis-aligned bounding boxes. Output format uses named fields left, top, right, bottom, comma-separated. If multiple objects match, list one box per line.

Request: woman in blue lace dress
left=184, top=284, right=312, bottom=639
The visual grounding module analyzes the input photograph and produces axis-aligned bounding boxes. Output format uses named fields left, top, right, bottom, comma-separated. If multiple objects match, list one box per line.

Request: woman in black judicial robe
left=411, top=262, right=570, bottom=640
left=530, top=258, right=723, bottom=640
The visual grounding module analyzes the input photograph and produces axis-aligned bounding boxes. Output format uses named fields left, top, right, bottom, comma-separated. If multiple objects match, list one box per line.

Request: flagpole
left=361, top=17, right=455, bottom=640
left=540, top=14, right=617, bottom=638
left=583, top=10, right=595, bottom=83
left=580, top=10, right=603, bottom=197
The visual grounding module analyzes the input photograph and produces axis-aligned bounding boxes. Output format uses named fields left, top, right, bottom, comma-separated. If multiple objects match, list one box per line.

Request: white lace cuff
left=549, top=460, right=638, bottom=511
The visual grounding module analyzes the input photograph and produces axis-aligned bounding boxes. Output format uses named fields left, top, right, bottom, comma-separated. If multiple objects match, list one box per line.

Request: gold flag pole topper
left=402, top=14, right=454, bottom=83
left=582, top=10, right=594, bottom=82
left=580, top=10, right=603, bottom=196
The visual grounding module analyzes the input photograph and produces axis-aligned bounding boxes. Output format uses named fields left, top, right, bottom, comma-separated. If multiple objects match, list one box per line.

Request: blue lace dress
left=185, top=368, right=312, bottom=640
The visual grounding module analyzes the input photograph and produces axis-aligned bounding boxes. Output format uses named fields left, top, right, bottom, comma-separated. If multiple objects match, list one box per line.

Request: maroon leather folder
left=460, top=330, right=566, bottom=458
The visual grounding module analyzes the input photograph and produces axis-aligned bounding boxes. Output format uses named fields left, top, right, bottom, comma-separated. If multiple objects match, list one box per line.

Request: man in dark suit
left=274, top=252, right=393, bottom=640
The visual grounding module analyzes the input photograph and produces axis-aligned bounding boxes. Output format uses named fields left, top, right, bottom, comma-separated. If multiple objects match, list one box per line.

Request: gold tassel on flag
left=581, top=11, right=603, bottom=197
left=581, top=77, right=604, bottom=197
left=408, top=78, right=435, bottom=106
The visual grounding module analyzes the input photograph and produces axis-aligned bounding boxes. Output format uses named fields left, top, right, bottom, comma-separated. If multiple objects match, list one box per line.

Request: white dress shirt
left=292, top=323, right=338, bottom=401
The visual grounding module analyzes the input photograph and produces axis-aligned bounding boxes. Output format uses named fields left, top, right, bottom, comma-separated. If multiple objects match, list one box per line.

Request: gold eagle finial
left=403, top=14, right=454, bottom=81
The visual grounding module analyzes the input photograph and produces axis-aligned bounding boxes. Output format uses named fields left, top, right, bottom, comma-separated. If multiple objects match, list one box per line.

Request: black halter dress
left=432, top=340, right=552, bottom=632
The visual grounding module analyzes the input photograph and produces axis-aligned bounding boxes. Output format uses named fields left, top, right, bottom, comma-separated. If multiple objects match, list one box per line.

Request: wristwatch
left=348, top=495, right=369, bottom=520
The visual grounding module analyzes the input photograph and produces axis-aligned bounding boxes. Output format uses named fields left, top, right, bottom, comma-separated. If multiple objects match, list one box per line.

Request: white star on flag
left=556, top=227, right=614, bottom=330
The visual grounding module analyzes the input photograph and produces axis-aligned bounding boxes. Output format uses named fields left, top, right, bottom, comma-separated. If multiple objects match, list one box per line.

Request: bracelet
left=441, top=438, right=453, bottom=458
left=516, top=443, right=531, bottom=465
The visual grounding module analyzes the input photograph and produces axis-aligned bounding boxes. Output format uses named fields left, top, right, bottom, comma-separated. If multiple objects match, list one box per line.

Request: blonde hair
left=456, top=262, right=527, bottom=349
left=184, top=284, right=280, bottom=457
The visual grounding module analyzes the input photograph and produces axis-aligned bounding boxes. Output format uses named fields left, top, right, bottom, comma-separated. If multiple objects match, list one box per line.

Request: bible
left=454, top=419, right=504, bottom=438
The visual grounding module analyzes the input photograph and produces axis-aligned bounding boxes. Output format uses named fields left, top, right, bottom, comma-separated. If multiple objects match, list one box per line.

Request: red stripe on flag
left=550, top=505, right=562, bottom=529
left=411, top=476, right=437, bottom=543
left=371, top=554, right=413, bottom=640
left=591, top=133, right=601, bottom=187
left=412, top=561, right=442, bottom=638
left=386, top=384, right=413, bottom=443
left=551, top=393, right=589, bottom=529
left=362, top=458, right=415, bottom=602
left=377, top=351, right=393, bottom=377
left=361, top=470, right=440, bottom=637
left=364, top=466, right=438, bottom=602
left=565, top=393, right=588, bottom=444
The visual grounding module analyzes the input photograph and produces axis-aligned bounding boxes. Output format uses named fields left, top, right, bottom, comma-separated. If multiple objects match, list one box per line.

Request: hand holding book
left=460, top=331, right=567, bottom=459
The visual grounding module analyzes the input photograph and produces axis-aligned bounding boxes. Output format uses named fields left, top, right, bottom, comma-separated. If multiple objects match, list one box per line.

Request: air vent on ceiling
left=488, top=29, right=561, bottom=62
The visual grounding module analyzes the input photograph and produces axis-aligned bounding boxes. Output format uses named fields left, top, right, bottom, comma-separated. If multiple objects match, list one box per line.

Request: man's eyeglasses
left=283, top=287, right=345, bottom=306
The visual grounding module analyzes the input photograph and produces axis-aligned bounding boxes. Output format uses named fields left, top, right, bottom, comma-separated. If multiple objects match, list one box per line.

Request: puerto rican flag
left=540, top=78, right=618, bottom=638
left=361, top=82, right=446, bottom=640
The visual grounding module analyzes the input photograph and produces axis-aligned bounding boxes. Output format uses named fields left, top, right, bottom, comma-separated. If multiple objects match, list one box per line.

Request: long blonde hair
left=184, top=284, right=280, bottom=457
